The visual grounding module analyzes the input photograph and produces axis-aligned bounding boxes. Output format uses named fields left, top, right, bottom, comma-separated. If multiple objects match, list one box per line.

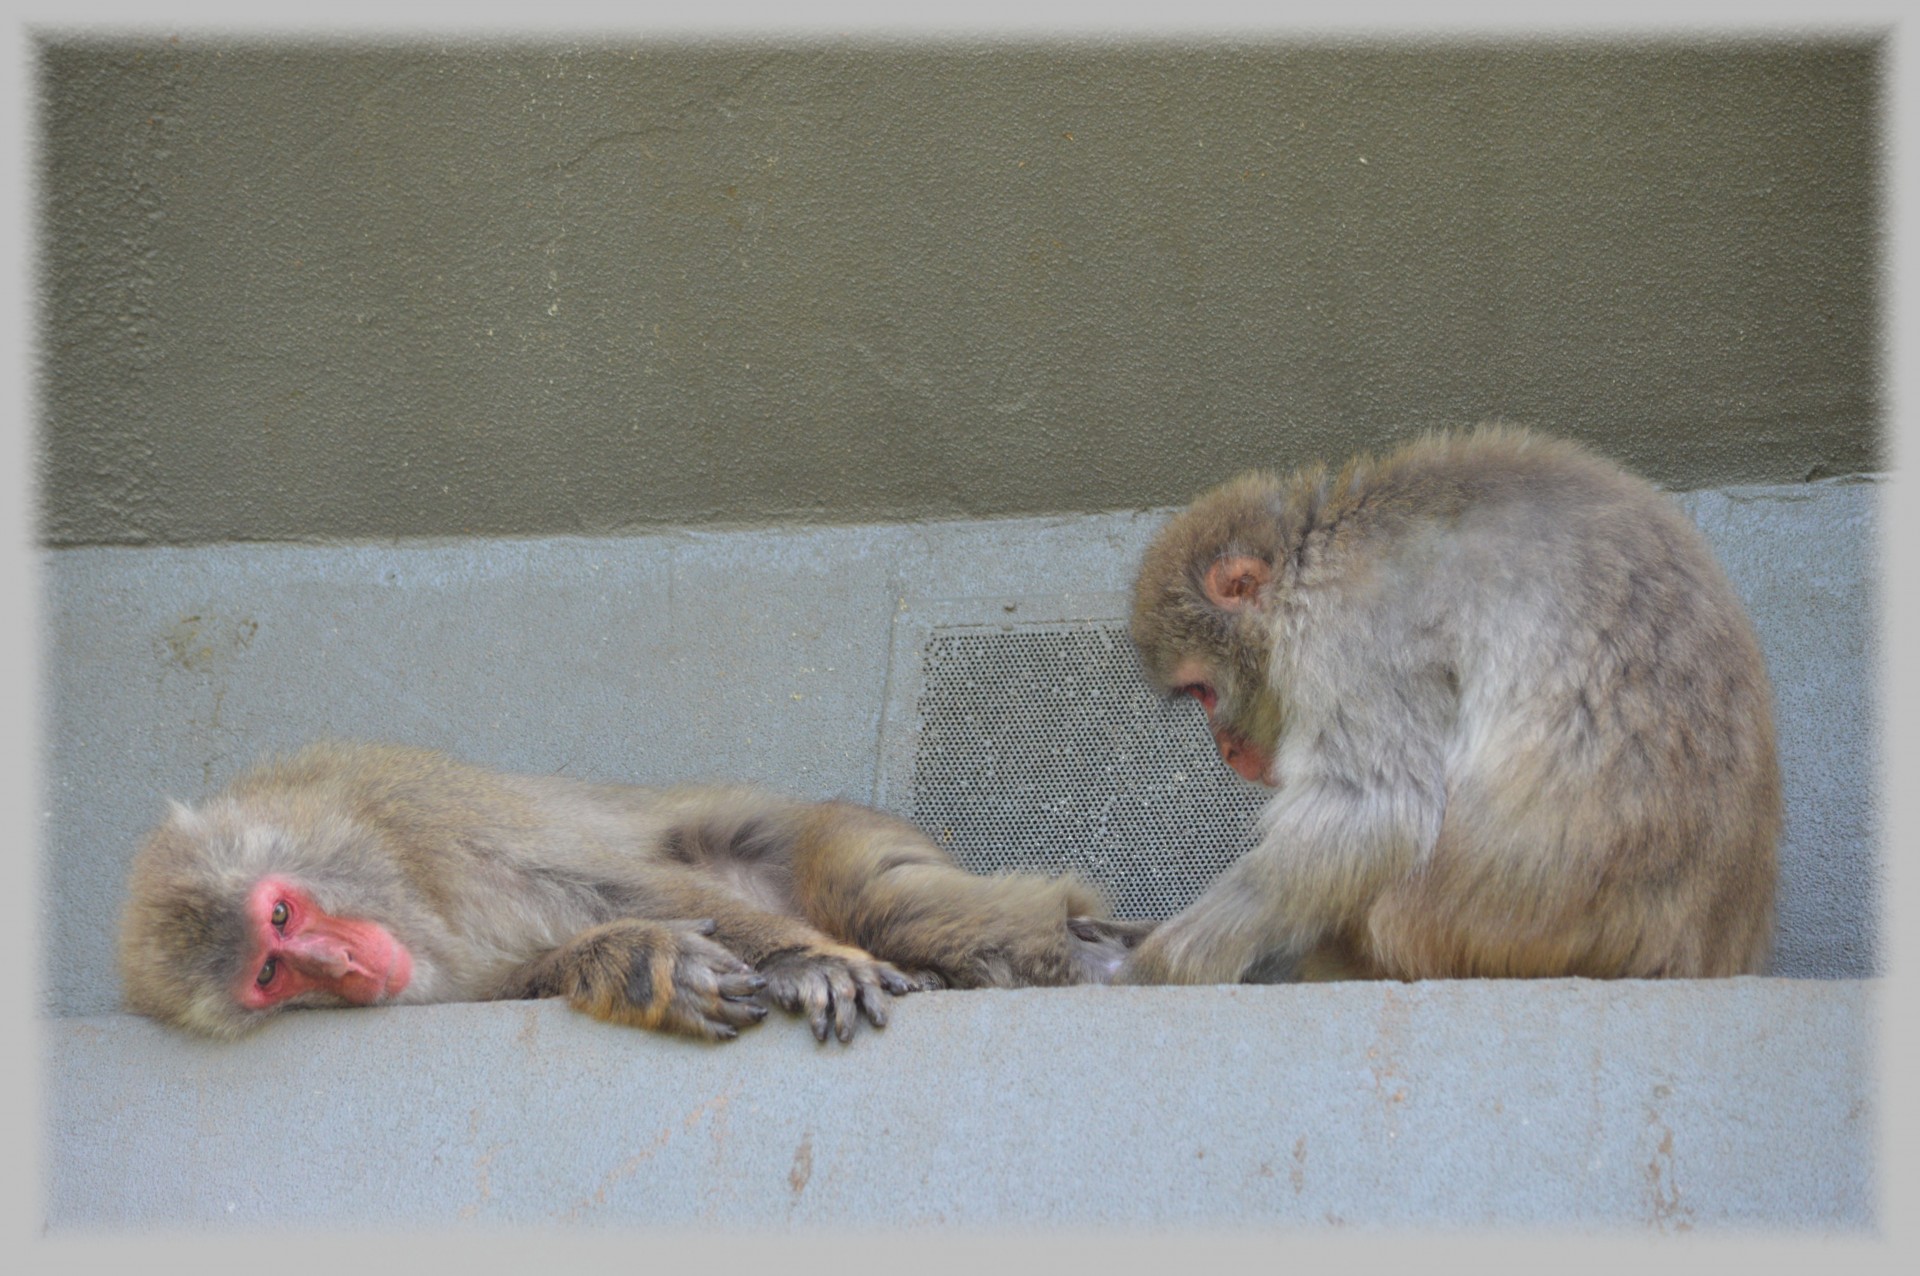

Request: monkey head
left=1132, top=472, right=1294, bottom=786
left=119, top=797, right=417, bottom=1038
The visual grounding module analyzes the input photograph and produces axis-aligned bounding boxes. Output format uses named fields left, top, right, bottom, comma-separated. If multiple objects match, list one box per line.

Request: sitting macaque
left=1125, top=426, right=1780, bottom=984
left=119, top=741, right=1138, bottom=1043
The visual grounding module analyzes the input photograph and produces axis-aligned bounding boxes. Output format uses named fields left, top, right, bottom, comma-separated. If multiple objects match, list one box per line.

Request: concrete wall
left=37, top=38, right=1881, bottom=546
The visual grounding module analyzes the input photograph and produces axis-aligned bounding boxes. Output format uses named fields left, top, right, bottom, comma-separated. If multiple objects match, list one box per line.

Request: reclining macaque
left=120, top=741, right=1139, bottom=1043
left=1126, top=426, right=1780, bottom=984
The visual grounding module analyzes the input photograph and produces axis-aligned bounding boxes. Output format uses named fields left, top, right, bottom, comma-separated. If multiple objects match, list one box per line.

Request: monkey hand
left=755, top=944, right=926, bottom=1044
left=1067, top=915, right=1158, bottom=984
left=554, top=918, right=771, bottom=1041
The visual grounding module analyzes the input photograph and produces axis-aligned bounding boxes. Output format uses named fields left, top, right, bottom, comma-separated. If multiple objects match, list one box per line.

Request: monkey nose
left=282, top=935, right=359, bottom=978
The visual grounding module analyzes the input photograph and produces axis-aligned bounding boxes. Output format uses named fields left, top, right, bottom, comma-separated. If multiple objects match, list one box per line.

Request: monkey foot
left=756, top=946, right=921, bottom=1044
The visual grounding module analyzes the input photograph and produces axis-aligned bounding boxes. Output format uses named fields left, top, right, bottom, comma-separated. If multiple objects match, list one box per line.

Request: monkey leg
left=499, top=918, right=771, bottom=1041
left=787, top=802, right=1131, bottom=988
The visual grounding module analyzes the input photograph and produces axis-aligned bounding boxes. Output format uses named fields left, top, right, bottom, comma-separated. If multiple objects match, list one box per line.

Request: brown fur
left=1126, top=426, right=1780, bottom=983
left=119, top=741, right=1135, bottom=1043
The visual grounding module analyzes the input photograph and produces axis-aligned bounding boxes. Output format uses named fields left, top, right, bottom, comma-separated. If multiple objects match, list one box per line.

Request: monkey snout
left=283, top=935, right=361, bottom=979
left=1217, top=735, right=1275, bottom=786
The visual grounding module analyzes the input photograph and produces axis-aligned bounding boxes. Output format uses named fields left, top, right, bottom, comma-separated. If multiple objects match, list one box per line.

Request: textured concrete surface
left=41, top=479, right=1880, bottom=1020
left=44, top=979, right=1874, bottom=1232
left=37, top=39, right=1880, bottom=546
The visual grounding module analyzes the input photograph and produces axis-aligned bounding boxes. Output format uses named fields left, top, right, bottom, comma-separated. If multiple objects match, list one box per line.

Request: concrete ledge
left=45, top=979, right=1874, bottom=1233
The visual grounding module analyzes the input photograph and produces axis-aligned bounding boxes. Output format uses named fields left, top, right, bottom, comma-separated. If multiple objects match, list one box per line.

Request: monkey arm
left=784, top=801, right=1134, bottom=987
left=1124, top=674, right=1451, bottom=987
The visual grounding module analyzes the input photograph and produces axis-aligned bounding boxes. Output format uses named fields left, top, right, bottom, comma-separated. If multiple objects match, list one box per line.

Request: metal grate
left=905, top=620, right=1271, bottom=920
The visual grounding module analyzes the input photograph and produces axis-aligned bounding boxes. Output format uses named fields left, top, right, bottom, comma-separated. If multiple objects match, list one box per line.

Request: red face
left=1171, top=665, right=1275, bottom=786
left=234, top=877, right=413, bottom=1012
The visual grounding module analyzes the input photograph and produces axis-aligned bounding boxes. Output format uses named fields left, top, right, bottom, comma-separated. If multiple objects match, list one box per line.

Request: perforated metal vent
left=881, top=603, right=1271, bottom=921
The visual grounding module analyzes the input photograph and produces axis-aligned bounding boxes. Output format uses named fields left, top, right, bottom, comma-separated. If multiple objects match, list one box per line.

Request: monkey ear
left=1202, top=556, right=1272, bottom=610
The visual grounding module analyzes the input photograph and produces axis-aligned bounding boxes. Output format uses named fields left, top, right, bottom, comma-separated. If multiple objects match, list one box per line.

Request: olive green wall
left=37, top=38, right=1882, bottom=547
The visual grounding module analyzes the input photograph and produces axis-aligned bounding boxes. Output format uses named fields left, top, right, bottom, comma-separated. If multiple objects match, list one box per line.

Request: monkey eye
left=256, top=958, right=277, bottom=988
left=270, top=900, right=289, bottom=929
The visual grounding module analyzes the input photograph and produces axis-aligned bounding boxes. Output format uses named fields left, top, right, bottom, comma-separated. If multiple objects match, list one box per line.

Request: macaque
left=119, top=741, right=1138, bottom=1043
left=1125, top=426, right=1780, bottom=984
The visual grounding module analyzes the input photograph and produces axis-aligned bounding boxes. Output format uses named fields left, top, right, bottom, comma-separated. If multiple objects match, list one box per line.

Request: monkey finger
left=800, top=975, right=855, bottom=1044
left=718, top=972, right=767, bottom=999
left=761, top=972, right=803, bottom=1014
left=827, top=972, right=862, bottom=1043
left=715, top=997, right=769, bottom=1030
